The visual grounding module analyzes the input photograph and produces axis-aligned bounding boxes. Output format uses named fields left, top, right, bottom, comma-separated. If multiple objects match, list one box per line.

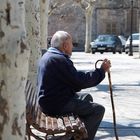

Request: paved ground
left=71, top=52, right=140, bottom=140
left=30, top=52, right=140, bottom=140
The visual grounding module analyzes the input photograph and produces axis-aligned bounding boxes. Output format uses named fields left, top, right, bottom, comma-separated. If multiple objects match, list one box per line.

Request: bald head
left=51, top=31, right=71, bottom=49
left=50, top=31, right=73, bottom=56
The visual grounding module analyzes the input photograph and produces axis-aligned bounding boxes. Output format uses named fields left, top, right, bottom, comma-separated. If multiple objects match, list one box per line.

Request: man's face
left=63, top=37, right=73, bottom=56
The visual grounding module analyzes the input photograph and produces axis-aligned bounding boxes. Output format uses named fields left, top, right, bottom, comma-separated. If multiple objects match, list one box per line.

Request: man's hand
left=101, top=59, right=111, bottom=72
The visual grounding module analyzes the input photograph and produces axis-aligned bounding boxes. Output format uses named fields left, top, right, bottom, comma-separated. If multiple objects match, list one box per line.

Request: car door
left=115, top=36, right=122, bottom=51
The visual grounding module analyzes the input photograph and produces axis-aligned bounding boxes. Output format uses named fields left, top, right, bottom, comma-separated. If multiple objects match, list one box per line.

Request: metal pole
left=129, top=0, right=133, bottom=56
left=139, top=11, right=140, bottom=58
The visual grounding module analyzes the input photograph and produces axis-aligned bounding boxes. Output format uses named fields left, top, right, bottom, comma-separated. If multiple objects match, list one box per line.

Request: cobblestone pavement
left=71, top=52, right=140, bottom=140
left=30, top=52, right=140, bottom=140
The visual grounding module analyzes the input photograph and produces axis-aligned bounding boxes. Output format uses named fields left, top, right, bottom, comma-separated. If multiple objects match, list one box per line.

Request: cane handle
left=95, top=59, right=103, bottom=69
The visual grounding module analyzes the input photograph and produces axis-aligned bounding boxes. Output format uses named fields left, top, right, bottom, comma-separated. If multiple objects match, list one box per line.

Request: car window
left=110, top=37, right=115, bottom=41
left=96, top=36, right=106, bottom=41
left=96, top=36, right=114, bottom=42
left=132, top=35, right=139, bottom=40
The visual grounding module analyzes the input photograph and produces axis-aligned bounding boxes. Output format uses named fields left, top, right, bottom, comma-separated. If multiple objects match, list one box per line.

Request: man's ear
left=63, top=42, right=67, bottom=50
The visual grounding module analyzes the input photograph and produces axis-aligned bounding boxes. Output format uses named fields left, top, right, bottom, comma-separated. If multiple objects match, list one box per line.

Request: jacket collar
left=47, top=47, right=70, bottom=58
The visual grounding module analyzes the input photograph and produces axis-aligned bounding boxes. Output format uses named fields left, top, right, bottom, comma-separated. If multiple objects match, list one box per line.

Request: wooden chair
left=25, top=80, right=88, bottom=140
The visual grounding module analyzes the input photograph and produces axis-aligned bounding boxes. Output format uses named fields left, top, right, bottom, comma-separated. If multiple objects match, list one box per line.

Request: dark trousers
left=60, top=93, right=105, bottom=140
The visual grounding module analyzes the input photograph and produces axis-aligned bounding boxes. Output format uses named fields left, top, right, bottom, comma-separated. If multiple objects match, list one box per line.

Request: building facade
left=93, top=0, right=140, bottom=39
left=48, top=0, right=140, bottom=47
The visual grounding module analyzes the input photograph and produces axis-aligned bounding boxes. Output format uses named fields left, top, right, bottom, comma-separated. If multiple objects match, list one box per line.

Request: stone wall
left=48, top=0, right=140, bottom=48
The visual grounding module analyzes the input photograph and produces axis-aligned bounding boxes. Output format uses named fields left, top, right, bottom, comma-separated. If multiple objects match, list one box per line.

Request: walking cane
left=95, top=59, right=119, bottom=140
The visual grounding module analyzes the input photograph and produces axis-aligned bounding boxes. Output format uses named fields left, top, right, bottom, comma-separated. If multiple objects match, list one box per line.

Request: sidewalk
left=30, top=52, right=140, bottom=140
left=71, top=52, right=140, bottom=140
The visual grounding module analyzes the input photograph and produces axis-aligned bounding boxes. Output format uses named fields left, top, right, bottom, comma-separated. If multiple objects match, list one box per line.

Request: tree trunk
left=0, top=0, right=30, bottom=139
left=139, top=10, right=140, bottom=58
left=25, top=0, right=41, bottom=86
left=40, top=0, right=49, bottom=49
left=84, top=6, right=93, bottom=53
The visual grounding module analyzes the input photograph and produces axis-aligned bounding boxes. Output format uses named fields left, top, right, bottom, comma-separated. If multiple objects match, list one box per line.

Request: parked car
left=90, top=34, right=123, bottom=54
left=118, top=35, right=127, bottom=51
left=125, top=33, right=140, bottom=54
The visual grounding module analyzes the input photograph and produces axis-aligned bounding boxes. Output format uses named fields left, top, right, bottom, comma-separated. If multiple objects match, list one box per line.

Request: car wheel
left=112, top=47, right=116, bottom=54
left=113, top=50, right=116, bottom=54
left=100, top=52, right=104, bottom=54
left=92, top=50, right=95, bottom=54
left=123, top=46, right=125, bottom=52
left=118, top=48, right=122, bottom=54
left=125, top=51, right=128, bottom=54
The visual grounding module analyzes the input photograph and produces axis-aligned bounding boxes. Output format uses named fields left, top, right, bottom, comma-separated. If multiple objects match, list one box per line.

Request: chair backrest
left=25, top=80, right=39, bottom=121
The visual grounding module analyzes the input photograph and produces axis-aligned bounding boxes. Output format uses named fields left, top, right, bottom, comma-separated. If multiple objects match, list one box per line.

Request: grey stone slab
left=100, top=119, right=140, bottom=128
left=95, top=128, right=140, bottom=140
left=71, top=52, right=140, bottom=139
left=30, top=52, right=140, bottom=140
left=71, top=52, right=140, bottom=127
left=133, top=129, right=140, bottom=137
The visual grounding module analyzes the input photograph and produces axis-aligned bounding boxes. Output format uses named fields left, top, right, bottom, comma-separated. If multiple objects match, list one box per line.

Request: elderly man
left=37, top=31, right=111, bottom=140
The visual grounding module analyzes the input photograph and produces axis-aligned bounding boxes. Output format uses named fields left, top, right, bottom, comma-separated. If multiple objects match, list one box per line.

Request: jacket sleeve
left=54, top=56, right=105, bottom=92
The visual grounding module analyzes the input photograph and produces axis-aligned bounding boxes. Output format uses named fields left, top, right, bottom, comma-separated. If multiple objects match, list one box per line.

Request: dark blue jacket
left=37, top=47, right=105, bottom=115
